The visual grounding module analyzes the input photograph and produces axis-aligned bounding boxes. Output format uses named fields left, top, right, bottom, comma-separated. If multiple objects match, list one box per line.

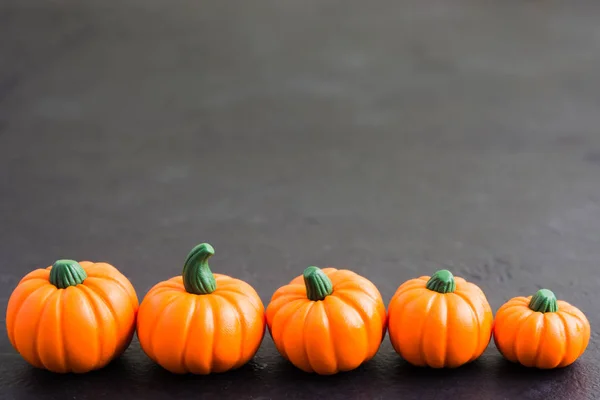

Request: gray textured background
left=1, top=1, right=600, bottom=399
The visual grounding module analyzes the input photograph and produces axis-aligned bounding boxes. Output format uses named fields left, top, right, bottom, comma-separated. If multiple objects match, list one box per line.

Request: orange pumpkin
left=6, top=260, right=139, bottom=373
left=137, top=243, right=265, bottom=374
left=266, top=266, right=386, bottom=375
left=493, top=289, right=590, bottom=369
left=388, top=269, right=493, bottom=368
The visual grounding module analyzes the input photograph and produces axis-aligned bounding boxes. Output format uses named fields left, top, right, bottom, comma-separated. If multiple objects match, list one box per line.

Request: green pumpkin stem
left=426, top=269, right=456, bottom=294
left=304, top=266, right=333, bottom=301
left=49, top=260, right=87, bottom=288
left=529, top=289, right=559, bottom=313
left=182, top=243, right=217, bottom=295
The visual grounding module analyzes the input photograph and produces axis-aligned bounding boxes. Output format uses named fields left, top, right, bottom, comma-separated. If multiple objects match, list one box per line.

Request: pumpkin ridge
left=332, top=290, right=373, bottom=354
left=7, top=283, right=50, bottom=347
left=207, top=295, right=220, bottom=370
left=269, top=296, right=306, bottom=323
left=83, top=262, right=119, bottom=277
left=422, top=293, right=448, bottom=367
left=58, top=289, right=68, bottom=371
left=33, top=287, right=57, bottom=370
left=388, top=289, right=426, bottom=356
left=148, top=295, right=184, bottom=357
left=298, top=302, right=314, bottom=371
left=18, top=276, right=50, bottom=285
left=390, top=287, right=426, bottom=327
left=395, top=285, right=428, bottom=300
left=178, top=297, right=197, bottom=373
left=322, top=300, right=341, bottom=372
left=334, top=281, right=380, bottom=304
left=500, top=306, right=531, bottom=328
left=513, top=312, right=537, bottom=365
left=182, top=296, right=202, bottom=371
left=304, top=302, right=332, bottom=373
left=217, top=285, right=263, bottom=314
left=211, top=276, right=240, bottom=290
left=214, top=292, right=245, bottom=368
left=501, top=309, right=532, bottom=362
left=76, top=286, right=104, bottom=369
left=332, top=295, right=371, bottom=367
left=84, top=280, right=121, bottom=336
left=327, top=268, right=350, bottom=279
left=145, top=286, right=185, bottom=298
left=532, top=314, right=547, bottom=368
left=37, top=290, right=66, bottom=372
left=270, top=284, right=305, bottom=302
left=560, top=308, right=588, bottom=324
left=419, top=294, right=437, bottom=367
left=18, top=269, right=50, bottom=285
left=85, top=283, right=129, bottom=363
left=398, top=276, right=428, bottom=290
left=576, top=318, right=589, bottom=360
left=579, top=322, right=591, bottom=358
left=150, top=280, right=186, bottom=292
left=557, top=311, right=585, bottom=355
left=452, top=290, right=481, bottom=361
left=556, top=312, right=570, bottom=366
left=440, top=294, right=448, bottom=367
left=91, top=275, right=137, bottom=306
left=541, top=314, right=565, bottom=369
left=282, top=302, right=313, bottom=370
left=497, top=300, right=528, bottom=316
left=396, top=279, right=427, bottom=292
left=191, top=296, right=216, bottom=372
left=327, top=269, right=354, bottom=288
left=276, top=300, right=309, bottom=361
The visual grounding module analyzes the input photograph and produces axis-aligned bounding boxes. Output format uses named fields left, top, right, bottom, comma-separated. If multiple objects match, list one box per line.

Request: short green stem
left=304, top=266, right=333, bottom=301
left=529, top=289, right=558, bottom=313
left=426, top=269, right=456, bottom=293
left=49, top=260, right=87, bottom=288
left=182, top=243, right=217, bottom=295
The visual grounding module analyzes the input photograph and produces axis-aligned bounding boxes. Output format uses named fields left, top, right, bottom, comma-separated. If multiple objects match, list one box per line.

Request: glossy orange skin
left=266, top=268, right=387, bottom=375
left=493, top=296, right=590, bottom=368
left=388, top=275, right=493, bottom=368
left=137, top=274, right=265, bottom=374
left=6, top=262, right=139, bottom=373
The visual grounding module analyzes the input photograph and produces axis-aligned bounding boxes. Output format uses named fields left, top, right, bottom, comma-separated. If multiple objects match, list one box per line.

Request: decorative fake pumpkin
left=388, top=269, right=493, bottom=368
left=266, top=266, right=386, bottom=375
left=137, top=243, right=265, bottom=374
left=493, top=289, right=590, bottom=369
left=6, top=260, right=139, bottom=373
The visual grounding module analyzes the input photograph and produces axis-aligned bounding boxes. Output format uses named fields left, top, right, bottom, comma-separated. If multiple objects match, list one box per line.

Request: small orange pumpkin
left=6, top=260, right=139, bottom=373
left=493, top=289, right=590, bottom=369
left=388, top=269, right=493, bottom=368
left=137, top=243, right=266, bottom=374
left=266, top=266, right=386, bottom=375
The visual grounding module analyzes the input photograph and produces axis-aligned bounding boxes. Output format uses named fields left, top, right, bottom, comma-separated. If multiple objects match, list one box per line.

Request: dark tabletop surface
left=2, top=0, right=600, bottom=399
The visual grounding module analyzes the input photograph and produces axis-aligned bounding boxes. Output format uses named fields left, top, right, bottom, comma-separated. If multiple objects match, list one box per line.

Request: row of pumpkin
left=6, top=243, right=590, bottom=375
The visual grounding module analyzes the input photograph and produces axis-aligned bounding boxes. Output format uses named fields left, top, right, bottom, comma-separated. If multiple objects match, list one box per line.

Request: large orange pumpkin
left=388, top=269, right=493, bottom=368
left=493, top=289, right=590, bottom=369
left=266, top=266, right=386, bottom=375
left=137, top=243, right=265, bottom=374
left=6, top=260, right=139, bottom=373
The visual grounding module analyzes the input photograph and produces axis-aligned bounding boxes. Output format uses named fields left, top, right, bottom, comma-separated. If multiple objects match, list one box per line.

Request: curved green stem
left=426, top=269, right=456, bottom=293
left=303, top=266, right=333, bottom=301
left=49, top=260, right=87, bottom=288
left=182, top=243, right=216, bottom=295
left=529, top=289, right=558, bottom=313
